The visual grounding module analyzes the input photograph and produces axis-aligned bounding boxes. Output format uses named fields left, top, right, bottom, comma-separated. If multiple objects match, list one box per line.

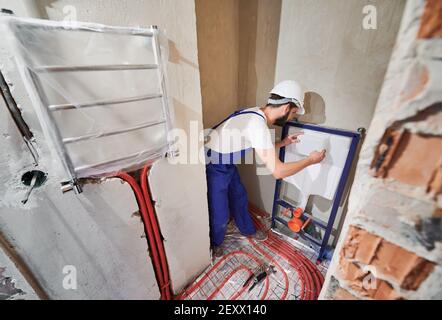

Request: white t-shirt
left=205, top=107, right=274, bottom=153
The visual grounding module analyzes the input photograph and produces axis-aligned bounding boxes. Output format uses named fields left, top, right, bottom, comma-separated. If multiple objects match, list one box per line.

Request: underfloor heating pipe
left=177, top=204, right=324, bottom=300
left=178, top=250, right=272, bottom=300
left=248, top=204, right=324, bottom=300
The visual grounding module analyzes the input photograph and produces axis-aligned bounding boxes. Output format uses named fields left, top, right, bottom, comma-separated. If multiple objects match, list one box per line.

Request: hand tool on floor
left=242, top=264, right=266, bottom=288
left=248, top=265, right=276, bottom=293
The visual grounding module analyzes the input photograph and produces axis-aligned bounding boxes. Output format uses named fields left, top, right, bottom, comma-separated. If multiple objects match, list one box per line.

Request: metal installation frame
left=271, top=121, right=361, bottom=261
left=6, top=17, right=173, bottom=193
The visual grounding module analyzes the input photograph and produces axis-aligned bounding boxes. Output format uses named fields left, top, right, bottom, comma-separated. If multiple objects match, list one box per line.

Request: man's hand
left=280, top=132, right=303, bottom=147
left=256, top=146, right=325, bottom=180
left=308, top=150, right=326, bottom=164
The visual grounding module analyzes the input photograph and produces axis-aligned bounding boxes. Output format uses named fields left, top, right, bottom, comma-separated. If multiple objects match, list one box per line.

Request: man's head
left=266, top=94, right=300, bottom=126
left=265, top=80, right=305, bottom=126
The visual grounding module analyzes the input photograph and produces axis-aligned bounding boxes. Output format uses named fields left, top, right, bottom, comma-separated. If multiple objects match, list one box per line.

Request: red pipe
left=177, top=203, right=324, bottom=300
left=115, top=169, right=171, bottom=300
left=208, top=267, right=255, bottom=300
left=141, top=165, right=172, bottom=300
left=248, top=204, right=324, bottom=299
left=246, top=238, right=290, bottom=300
left=177, top=250, right=268, bottom=300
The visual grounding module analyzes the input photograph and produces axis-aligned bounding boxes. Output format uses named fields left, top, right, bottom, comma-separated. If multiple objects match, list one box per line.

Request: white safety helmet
left=268, top=80, right=305, bottom=115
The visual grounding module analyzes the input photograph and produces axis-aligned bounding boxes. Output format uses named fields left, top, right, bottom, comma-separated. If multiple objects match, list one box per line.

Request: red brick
left=372, top=280, right=402, bottom=300
left=371, top=240, right=435, bottom=290
left=338, top=256, right=366, bottom=282
left=371, top=129, right=404, bottom=178
left=418, top=0, right=442, bottom=39
left=340, top=226, right=435, bottom=291
left=386, top=132, right=442, bottom=188
left=428, top=166, right=442, bottom=196
left=402, top=258, right=435, bottom=290
left=342, top=226, right=382, bottom=264
left=338, top=256, right=402, bottom=299
left=399, top=66, right=429, bottom=103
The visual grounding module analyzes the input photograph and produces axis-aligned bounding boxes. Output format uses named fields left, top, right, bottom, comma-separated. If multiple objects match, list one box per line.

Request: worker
left=205, top=80, right=326, bottom=256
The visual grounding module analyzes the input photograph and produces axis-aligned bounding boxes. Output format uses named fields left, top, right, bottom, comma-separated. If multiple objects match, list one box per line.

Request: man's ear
left=282, top=103, right=291, bottom=114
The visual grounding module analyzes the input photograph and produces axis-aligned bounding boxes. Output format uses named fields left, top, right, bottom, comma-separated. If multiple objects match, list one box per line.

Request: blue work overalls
left=205, top=109, right=266, bottom=247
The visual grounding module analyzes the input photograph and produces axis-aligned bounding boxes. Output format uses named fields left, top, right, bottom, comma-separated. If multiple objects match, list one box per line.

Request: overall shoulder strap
left=211, top=109, right=265, bottom=130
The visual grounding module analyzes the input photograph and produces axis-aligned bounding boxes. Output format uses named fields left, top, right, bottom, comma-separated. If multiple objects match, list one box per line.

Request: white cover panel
left=283, top=126, right=352, bottom=209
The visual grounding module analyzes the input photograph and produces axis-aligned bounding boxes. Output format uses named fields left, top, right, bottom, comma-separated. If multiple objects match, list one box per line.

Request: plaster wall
left=195, top=0, right=239, bottom=129
left=196, top=0, right=282, bottom=128
left=0, top=0, right=210, bottom=298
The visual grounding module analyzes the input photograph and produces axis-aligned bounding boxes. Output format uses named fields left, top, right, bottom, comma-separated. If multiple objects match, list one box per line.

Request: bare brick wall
left=321, top=0, right=442, bottom=300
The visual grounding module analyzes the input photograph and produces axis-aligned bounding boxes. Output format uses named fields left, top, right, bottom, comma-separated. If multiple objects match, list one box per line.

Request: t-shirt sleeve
left=246, top=118, right=274, bottom=150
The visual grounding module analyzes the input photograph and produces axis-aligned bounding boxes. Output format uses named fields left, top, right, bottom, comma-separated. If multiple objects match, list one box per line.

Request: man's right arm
left=255, top=147, right=326, bottom=180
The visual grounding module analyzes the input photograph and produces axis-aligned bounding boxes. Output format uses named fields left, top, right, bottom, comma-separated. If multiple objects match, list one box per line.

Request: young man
left=205, top=80, right=326, bottom=256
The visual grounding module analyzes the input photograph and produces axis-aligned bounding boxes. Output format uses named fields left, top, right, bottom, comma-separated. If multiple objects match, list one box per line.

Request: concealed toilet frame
left=271, top=121, right=362, bottom=261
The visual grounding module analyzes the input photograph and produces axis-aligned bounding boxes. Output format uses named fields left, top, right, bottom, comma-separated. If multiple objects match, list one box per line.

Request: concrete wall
left=0, top=0, right=210, bottom=298
left=196, top=0, right=282, bottom=128
left=195, top=0, right=239, bottom=129
left=321, top=0, right=442, bottom=299
left=237, top=0, right=282, bottom=109
left=238, top=0, right=405, bottom=246
left=275, top=0, right=406, bottom=130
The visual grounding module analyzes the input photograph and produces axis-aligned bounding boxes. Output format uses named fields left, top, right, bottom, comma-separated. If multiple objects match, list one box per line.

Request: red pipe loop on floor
left=177, top=203, right=324, bottom=300
left=177, top=250, right=268, bottom=300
